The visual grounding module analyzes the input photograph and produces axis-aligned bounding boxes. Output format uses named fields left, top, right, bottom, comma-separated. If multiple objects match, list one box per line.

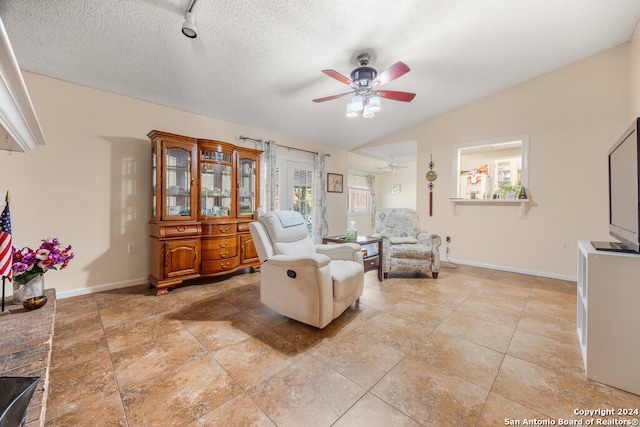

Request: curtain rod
left=238, top=135, right=330, bottom=157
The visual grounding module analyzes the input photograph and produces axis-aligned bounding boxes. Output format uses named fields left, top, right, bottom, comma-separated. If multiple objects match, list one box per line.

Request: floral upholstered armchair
left=373, top=208, right=441, bottom=278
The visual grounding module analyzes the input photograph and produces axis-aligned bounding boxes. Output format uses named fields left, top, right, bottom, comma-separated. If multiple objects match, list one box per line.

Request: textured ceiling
left=1, top=0, right=640, bottom=157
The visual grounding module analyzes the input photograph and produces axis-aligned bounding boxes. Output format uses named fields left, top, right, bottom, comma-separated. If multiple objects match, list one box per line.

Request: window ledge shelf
left=448, top=198, right=530, bottom=219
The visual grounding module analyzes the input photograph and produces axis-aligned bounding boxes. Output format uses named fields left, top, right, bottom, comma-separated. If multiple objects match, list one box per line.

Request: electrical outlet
left=561, top=241, right=569, bottom=251
left=127, top=243, right=136, bottom=254
left=446, top=236, right=451, bottom=243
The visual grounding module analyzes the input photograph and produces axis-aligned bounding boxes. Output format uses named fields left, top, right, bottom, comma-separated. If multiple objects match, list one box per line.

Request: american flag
left=0, top=198, right=12, bottom=280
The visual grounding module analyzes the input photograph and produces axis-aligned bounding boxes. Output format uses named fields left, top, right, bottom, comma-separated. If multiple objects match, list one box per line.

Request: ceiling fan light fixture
left=182, top=11, right=198, bottom=38
left=362, top=105, right=375, bottom=118
left=350, top=95, right=364, bottom=111
left=346, top=103, right=359, bottom=118
left=368, top=95, right=381, bottom=112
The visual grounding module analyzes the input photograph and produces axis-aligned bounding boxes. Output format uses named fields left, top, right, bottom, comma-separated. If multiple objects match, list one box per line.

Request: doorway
left=277, top=160, right=314, bottom=235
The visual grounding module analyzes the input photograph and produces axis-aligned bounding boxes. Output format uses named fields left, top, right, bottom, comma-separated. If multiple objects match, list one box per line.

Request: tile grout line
left=93, top=292, right=131, bottom=427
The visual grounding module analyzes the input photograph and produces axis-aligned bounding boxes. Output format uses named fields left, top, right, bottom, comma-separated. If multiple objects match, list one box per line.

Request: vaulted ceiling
left=2, top=0, right=639, bottom=158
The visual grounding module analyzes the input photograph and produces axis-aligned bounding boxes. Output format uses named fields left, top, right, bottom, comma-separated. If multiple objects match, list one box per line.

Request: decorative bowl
left=23, top=296, right=47, bottom=310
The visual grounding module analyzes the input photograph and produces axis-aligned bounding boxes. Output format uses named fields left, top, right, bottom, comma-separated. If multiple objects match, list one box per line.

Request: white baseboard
left=56, top=278, right=149, bottom=299
left=442, top=258, right=576, bottom=282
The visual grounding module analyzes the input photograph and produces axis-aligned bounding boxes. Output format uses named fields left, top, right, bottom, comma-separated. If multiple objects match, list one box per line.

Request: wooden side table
left=322, top=235, right=383, bottom=281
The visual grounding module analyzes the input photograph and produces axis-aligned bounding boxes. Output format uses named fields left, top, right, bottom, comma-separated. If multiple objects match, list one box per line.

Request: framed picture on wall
left=327, top=173, right=343, bottom=193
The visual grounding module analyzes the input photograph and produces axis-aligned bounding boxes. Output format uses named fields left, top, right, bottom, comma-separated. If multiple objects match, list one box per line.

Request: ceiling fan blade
left=321, top=69, right=358, bottom=88
left=375, top=90, right=416, bottom=102
left=312, top=91, right=354, bottom=103
left=369, top=61, right=410, bottom=87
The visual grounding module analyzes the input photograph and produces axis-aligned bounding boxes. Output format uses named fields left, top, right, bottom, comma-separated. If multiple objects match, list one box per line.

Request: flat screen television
left=592, top=118, right=640, bottom=253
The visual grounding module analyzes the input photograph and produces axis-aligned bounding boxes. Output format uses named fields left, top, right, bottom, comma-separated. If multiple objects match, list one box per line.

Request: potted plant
left=499, top=184, right=521, bottom=199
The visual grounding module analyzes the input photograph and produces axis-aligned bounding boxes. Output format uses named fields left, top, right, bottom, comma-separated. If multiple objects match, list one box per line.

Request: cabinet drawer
left=201, top=237, right=237, bottom=261
left=202, top=257, right=240, bottom=274
left=208, top=247, right=238, bottom=260
left=202, top=223, right=238, bottom=236
left=161, top=224, right=200, bottom=238
left=202, top=237, right=237, bottom=250
left=364, top=255, right=380, bottom=269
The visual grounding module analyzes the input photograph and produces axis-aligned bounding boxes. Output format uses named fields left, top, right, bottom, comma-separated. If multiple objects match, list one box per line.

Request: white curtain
left=366, top=174, right=376, bottom=227
left=312, top=152, right=328, bottom=243
left=258, top=140, right=277, bottom=213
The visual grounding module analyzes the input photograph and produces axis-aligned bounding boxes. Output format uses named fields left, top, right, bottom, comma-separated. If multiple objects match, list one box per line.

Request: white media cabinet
left=577, top=240, right=640, bottom=395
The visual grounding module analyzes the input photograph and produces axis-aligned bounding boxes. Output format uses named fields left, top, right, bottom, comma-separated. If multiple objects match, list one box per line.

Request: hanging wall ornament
left=425, top=154, right=437, bottom=217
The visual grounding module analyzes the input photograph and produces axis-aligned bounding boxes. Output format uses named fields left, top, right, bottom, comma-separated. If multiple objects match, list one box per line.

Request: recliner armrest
left=417, top=232, right=441, bottom=249
left=267, top=253, right=330, bottom=268
left=315, top=243, right=362, bottom=262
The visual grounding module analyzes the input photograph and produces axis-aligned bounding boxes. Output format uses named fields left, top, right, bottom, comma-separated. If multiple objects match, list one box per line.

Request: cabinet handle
left=220, top=251, right=227, bottom=258
left=219, top=241, right=227, bottom=248
left=194, top=251, right=198, bottom=262
left=219, top=226, right=229, bottom=232
left=176, top=226, right=186, bottom=232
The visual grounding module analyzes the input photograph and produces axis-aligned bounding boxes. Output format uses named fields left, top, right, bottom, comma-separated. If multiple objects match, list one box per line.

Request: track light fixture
left=181, top=0, right=198, bottom=38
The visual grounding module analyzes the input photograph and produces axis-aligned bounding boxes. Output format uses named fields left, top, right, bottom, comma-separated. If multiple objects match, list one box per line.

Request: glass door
left=238, top=153, right=257, bottom=217
left=164, top=145, right=195, bottom=219
left=278, top=160, right=313, bottom=235
left=292, top=167, right=313, bottom=225
left=152, top=147, right=157, bottom=219
left=200, top=148, right=233, bottom=218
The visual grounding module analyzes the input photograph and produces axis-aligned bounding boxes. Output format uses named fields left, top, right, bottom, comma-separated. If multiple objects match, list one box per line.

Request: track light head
left=182, top=11, right=197, bottom=38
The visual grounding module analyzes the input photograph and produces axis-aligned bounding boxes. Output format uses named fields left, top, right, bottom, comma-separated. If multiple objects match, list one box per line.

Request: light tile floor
left=45, top=265, right=640, bottom=426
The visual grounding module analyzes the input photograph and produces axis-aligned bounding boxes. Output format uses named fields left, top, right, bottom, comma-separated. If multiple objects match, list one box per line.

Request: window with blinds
left=348, top=174, right=371, bottom=213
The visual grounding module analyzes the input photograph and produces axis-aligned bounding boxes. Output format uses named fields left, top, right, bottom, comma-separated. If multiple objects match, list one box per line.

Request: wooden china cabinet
left=148, top=130, right=262, bottom=295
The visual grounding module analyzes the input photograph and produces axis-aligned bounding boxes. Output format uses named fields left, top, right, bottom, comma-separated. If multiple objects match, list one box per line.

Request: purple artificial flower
left=12, top=237, right=74, bottom=284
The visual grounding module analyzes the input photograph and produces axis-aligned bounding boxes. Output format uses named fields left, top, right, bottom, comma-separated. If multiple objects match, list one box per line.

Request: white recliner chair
left=249, top=211, right=364, bottom=329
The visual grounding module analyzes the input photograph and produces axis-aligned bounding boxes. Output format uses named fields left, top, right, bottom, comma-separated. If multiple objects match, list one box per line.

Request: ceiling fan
left=378, top=158, right=409, bottom=172
left=312, top=53, right=416, bottom=118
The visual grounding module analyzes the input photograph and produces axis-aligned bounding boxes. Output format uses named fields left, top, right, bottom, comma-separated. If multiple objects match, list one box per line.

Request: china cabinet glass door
left=165, top=146, right=192, bottom=218
left=200, top=149, right=233, bottom=217
left=238, top=155, right=257, bottom=216
left=152, top=147, right=157, bottom=219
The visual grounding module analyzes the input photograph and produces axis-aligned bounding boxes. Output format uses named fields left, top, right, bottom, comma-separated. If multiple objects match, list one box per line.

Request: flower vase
left=13, top=274, right=47, bottom=309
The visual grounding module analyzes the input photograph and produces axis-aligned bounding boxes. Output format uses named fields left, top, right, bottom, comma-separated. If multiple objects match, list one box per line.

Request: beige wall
left=0, top=73, right=350, bottom=297
left=366, top=43, right=632, bottom=279
left=630, top=24, right=640, bottom=119
left=376, top=164, right=417, bottom=211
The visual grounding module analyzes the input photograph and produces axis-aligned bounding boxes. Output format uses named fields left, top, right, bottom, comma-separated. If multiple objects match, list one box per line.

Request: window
left=348, top=175, right=372, bottom=213
left=452, top=135, right=529, bottom=199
